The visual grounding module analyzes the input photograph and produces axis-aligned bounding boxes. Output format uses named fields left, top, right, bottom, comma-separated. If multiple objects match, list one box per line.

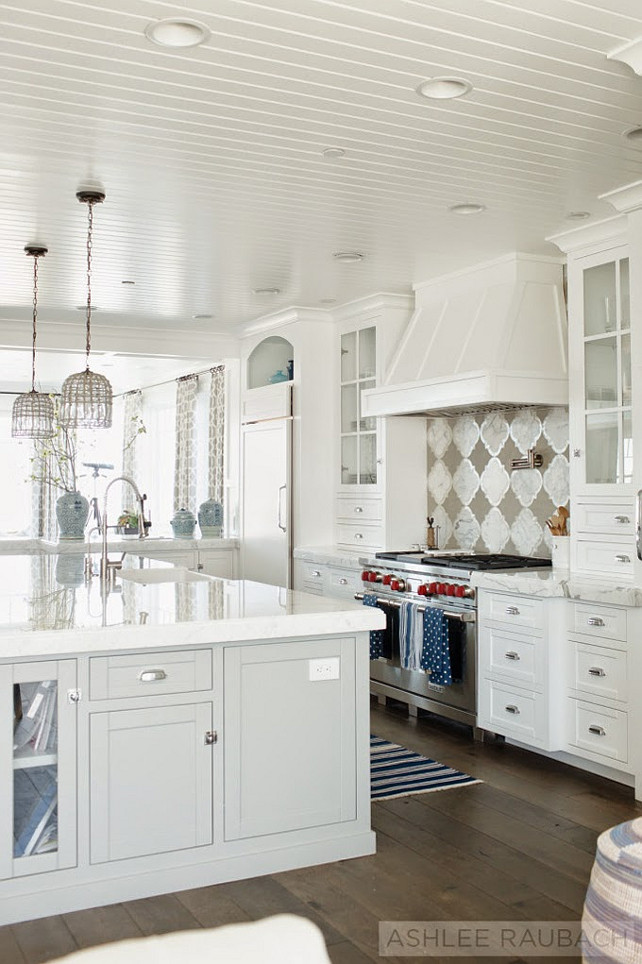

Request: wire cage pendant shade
left=60, top=190, right=113, bottom=430
left=11, top=245, right=55, bottom=439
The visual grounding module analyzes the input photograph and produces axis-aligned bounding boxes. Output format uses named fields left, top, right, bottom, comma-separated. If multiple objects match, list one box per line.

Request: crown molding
left=547, top=214, right=628, bottom=254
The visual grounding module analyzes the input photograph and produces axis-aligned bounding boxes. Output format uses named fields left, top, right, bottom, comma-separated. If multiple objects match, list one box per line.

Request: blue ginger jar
left=56, top=491, right=89, bottom=541
left=170, top=507, right=196, bottom=539
left=198, top=499, right=223, bottom=538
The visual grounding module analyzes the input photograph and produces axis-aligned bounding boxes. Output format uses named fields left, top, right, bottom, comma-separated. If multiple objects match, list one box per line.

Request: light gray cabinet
left=90, top=701, right=214, bottom=863
left=0, top=659, right=77, bottom=880
left=224, top=638, right=357, bottom=840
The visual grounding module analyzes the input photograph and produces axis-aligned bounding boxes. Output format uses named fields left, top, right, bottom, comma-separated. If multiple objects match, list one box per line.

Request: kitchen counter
left=471, top=568, right=642, bottom=607
left=0, top=553, right=384, bottom=661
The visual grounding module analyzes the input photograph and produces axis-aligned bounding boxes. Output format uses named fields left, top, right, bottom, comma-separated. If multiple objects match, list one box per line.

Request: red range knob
left=390, top=579, right=400, bottom=591
left=435, top=583, right=445, bottom=594
left=446, top=584, right=456, bottom=596
left=417, top=584, right=428, bottom=596
left=361, top=570, right=370, bottom=581
left=428, top=582, right=438, bottom=595
left=454, top=585, right=466, bottom=598
left=382, top=574, right=392, bottom=586
left=368, top=571, right=379, bottom=582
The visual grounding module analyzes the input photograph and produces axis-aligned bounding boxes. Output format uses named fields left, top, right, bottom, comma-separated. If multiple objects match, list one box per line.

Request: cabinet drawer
left=569, top=700, right=628, bottom=763
left=575, top=539, right=634, bottom=578
left=90, top=650, right=212, bottom=700
left=479, top=592, right=544, bottom=631
left=479, top=680, right=546, bottom=745
left=571, top=641, right=627, bottom=703
left=327, top=567, right=361, bottom=598
left=336, top=497, right=383, bottom=523
left=571, top=603, right=626, bottom=642
left=574, top=501, right=634, bottom=535
left=336, top=522, right=384, bottom=549
left=480, top=626, right=541, bottom=688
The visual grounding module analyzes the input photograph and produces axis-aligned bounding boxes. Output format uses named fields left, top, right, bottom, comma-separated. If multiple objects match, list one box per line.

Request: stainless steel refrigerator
left=240, top=384, right=292, bottom=588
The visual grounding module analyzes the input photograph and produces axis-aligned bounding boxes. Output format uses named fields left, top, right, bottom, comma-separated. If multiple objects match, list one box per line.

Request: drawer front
left=479, top=592, right=544, bottom=632
left=480, top=625, right=541, bottom=688
left=327, top=567, right=362, bottom=598
left=336, top=522, right=384, bottom=550
left=569, top=700, right=628, bottom=763
left=479, top=681, right=546, bottom=745
left=575, top=539, right=634, bottom=578
left=575, top=501, right=634, bottom=535
left=571, top=603, right=626, bottom=642
left=90, top=649, right=212, bottom=700
left=336, top=497, right=383, bottom=523
left=571, top=641, right=627, bottom=703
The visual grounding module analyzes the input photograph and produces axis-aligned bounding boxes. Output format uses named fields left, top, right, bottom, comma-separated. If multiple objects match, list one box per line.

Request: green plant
left=117, top=509, right=139, bottom=529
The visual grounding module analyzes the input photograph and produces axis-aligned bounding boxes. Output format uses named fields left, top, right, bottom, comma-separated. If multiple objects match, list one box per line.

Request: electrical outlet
left=308, top=657, right=340, bottom=681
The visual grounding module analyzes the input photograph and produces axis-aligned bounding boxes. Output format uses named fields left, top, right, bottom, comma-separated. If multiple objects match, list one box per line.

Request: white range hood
left=362, top=253, right=568, bottom=418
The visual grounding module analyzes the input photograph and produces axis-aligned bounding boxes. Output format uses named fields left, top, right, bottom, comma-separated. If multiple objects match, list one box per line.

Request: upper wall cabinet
left=340, top=326, right=377, bottom=486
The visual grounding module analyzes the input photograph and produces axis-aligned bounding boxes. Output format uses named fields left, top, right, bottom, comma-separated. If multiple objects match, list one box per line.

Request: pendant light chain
left=11, top=244, right=54, bottom=439
left=85, top=198, right=94, bottom=368
left=31, top=252, right=40, bottom=392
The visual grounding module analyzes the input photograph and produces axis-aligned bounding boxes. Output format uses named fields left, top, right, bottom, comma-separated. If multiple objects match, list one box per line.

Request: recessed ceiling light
left=416, top=77, right=473, bottom=100
left=192, top=313, right=213, bottom=319
left=448, top=203, right=486, bottom=215
left=322, top=147, right=346, bottom=159
left=333, top=251, right=364, bottom=263
left=252, top=287, right=281, bottom=295
left=624, top=126, right=642, bottom=142
left=565, top=211, right=591, bottom=221
left=121, top=280, right=135, bottom=286
left=145, top=18, right=210, bottom=48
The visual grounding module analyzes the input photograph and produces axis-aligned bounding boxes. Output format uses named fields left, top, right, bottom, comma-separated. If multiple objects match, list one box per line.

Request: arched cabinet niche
left=246, top=336, right=294, bottom=390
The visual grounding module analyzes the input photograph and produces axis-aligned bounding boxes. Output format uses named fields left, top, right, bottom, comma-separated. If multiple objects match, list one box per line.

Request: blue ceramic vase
left=198, top=499, right=223, bottom=538
left=170, top=507, right=196, bottom=539
left=56, top=491, right=89, bottom=541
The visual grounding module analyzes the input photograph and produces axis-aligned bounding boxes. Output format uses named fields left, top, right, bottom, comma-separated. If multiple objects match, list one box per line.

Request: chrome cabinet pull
left=504, top=651, right=520, bottom=661
left=615, top=553, right=630, bottom=563
left=204, top=730, right=218, bottom=745
left=354, top=506, right=364, bottom=513
left=354, top=532, right=363, bottom=540
left=138, top=669, right=167, bottom=682
left=587, top=617, right=605, bottom=627
left=588, top=667, right=606, bottom=677
left=505, top=704, right=520, bottom=715
left=588, top=724, right=606, bottom=737
left=311, top=570, right=321, bottom=577
left=277, top=484, right=287, bottom=533
left=505, top=606, right=520, bottom=616
left=339, top=578, right=348, bottom=585
left=615, top=515, right=630, bottom=524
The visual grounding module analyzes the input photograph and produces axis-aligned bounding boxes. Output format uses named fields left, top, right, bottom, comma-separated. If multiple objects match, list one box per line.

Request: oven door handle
left=354, top=592, right=475, bottom=623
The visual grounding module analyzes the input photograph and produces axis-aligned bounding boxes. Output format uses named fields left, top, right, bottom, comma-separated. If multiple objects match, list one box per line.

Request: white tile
left=452, top=459, right=480, bottom=506
left=480, top=413, right=509, bottom=456
left=510, top=508, right=544, bottom=556
left=427, top=459, right=452, bottom=505
left=426, top=418, right=453, bottom=459
left=480, top=457, right=510, bottom=506
left=452, top=416, right=480, bottom=458
left=481, top=507, right=511, bottom=553
left=510, top=409, right=542, bottom=455
left=510, top=468, right=543, bottom=507
left=453, top=506, right=481, bottom=551
left=431, top=504, right=453, bottom=549
left=543, top=408, right=569, bottom=455
left=543, top=453, right=569, bottom=507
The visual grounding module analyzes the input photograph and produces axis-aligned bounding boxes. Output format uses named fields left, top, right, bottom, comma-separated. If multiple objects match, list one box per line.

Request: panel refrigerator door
left=241, top=418, right=292, bottom=588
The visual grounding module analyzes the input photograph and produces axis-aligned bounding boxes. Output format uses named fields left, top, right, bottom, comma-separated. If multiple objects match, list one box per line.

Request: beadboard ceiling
left=2, top=0, right=642, bottom=385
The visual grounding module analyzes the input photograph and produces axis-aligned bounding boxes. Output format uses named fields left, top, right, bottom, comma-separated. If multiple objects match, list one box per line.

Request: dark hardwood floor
left=2, top=700, right=640, bottom=964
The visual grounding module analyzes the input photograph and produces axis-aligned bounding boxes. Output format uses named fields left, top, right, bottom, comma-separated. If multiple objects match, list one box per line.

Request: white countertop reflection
left=0, top=554, right=384, bottom=660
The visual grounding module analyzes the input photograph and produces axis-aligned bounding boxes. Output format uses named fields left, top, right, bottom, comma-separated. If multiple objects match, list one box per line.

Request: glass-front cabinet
left=340, top=326, right=377, bottom=486
left=579, top=250, right=632, bottom=488
left=0, top=660, right=76, bottom=879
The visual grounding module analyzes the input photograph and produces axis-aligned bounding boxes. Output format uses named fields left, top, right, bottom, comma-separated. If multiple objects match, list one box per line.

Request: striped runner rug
left=370, top=735, right=481, bottom=800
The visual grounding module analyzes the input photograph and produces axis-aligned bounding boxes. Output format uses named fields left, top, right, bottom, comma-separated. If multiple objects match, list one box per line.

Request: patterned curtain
left=173, top=375, right=198, bottom=512
left=31, top=442, right=59, bottom=542
left=208, top=366, right=225, bottom=503
left=121, top=389, right=142, bottom=510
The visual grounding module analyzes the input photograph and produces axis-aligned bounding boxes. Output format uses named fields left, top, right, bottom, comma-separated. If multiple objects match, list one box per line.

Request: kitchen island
left=0, top=554, right=384, bottom=925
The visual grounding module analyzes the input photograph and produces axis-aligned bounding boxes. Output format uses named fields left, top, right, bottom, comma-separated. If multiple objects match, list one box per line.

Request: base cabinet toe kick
left=0, top=632, right=375, bottom=925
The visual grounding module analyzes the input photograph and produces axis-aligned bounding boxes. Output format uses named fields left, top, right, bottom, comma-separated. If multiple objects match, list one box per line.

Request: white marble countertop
left=0, top=537, right=239, bottom=555
left=471, top=568, right=642, bottom=607
left=0, top=554, right=384, bottom=660
left=293, top=545, right=366, bottom=567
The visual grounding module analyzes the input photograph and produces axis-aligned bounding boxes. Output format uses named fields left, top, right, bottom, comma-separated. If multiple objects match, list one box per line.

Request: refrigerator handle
left=637, top=489, right=642, bottom=560
left=277, top=484, right=287, bottom=532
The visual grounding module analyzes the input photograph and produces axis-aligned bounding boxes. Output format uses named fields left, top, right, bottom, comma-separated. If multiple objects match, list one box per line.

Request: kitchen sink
left=116, top=568, right=209, bottom=584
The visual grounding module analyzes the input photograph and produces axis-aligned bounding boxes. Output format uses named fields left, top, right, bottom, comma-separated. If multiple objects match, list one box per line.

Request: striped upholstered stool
left=583, top=817, right=642, bottom=962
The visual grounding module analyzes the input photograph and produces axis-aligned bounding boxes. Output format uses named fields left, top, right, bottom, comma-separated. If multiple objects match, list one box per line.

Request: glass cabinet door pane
left=359, top=379, right=376, bottom=431
left=341, top=332, right=356, bottom=382
left=585, top=413, right=619, bottom=484
left=358, top=327, right=376, bottom=380
left=620, top=258, right=630, bottom=329
left=341, top=436, right=358, bottom=485
left=341, top=384, right=358, bottom=433
left=623, top=410, right=633, bottom=484
left=359, top=433, right=377, bottom=485
left=13, top=680, right=58, bottom=858
left=621, top=332, right=632, bottom=406
left=584, top=262, right=616, bottom=336
left=585, top=338, right=617, bottom=408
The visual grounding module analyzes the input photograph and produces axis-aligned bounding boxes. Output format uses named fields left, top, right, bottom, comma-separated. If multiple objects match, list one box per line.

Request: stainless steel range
left=357, top=550, right=551, bottom=736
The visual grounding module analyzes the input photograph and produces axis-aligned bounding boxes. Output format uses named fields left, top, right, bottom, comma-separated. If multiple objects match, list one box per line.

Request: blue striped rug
left=370, top=735, right=481, bottom=800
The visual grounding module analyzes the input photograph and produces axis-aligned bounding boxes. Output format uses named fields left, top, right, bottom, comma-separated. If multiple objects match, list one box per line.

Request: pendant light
left=60, top=190, right=113, bottom=429
left=11, top=245, right=55, bottom=438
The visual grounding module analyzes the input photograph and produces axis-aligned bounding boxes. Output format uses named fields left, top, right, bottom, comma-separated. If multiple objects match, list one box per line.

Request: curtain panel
left=173, top=375, right=198, bottom=512
left=121, top=389, right=143, bottom=512
left=208, top=365, right=225, bottom=504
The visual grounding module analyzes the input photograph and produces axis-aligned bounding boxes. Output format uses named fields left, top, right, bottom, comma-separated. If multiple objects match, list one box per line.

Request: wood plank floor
left=2, top=700, right=641, bottom=964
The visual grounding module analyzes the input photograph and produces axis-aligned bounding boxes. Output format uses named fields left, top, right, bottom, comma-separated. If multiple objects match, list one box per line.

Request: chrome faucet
left=101, top=475, right=148, bottom=584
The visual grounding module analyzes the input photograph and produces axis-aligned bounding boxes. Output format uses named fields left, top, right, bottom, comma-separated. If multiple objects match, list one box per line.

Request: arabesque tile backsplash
left=426, top=408, right=569, bottom=557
